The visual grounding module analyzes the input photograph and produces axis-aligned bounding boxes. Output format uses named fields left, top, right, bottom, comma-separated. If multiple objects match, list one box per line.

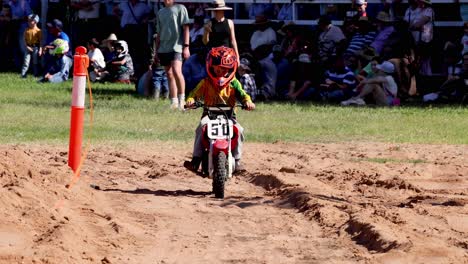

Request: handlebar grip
left=236, top=104, right=247, bottom=110
left=184, top=101, right=204, bottom=109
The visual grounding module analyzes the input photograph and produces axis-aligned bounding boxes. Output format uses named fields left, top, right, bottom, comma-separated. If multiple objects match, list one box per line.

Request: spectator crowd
left=0, top=0, right=467, bottom=106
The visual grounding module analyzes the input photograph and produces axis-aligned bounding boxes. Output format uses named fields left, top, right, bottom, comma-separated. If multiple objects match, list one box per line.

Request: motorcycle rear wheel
left=213, top=152, right=227, bottom=198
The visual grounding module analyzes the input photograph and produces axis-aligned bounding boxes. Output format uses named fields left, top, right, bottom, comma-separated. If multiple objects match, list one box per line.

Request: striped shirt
left=325, top=67, right=356, bottom=90
left=345, top=31, right=377, bottom=55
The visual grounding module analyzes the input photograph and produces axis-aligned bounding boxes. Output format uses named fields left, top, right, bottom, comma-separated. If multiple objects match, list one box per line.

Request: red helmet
left=206, top=46, right=238, bottom=87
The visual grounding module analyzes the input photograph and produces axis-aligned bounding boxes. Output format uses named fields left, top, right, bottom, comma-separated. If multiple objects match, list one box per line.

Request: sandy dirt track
left=0, top=142, right=467, bottom=264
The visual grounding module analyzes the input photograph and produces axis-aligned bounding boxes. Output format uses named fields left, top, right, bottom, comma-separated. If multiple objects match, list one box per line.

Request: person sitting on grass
left=286, top=53, right=320, bottom=101
left=319, top=56, right=357, bottom=103
left=184, top=47, right=255, bottom=174
left=423, top=52, right=468, bottom=104
left=341, top=60, right=398, bottom=106
left=95, top=40, right=134, bottom=84
left=39, top=38, right=72, bottom=83
left=87, top=38, right=106, bottom=82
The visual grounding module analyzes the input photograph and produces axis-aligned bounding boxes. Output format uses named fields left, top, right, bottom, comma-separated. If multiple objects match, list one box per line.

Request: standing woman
left=410, top=0, right=434, bottom=76
left=155, top=0, right=191, bottom=110
left=203, top=0, right=239, bottom=60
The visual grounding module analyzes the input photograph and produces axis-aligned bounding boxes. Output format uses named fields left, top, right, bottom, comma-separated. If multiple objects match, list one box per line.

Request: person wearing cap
left=203, top=0, right=239, bottom=60
left=354, top=0, right=368, bottom=17
left=341, top=61, right=398, bottom=106
left=101, top=33, right=118, bottom=62
left=45, top=19, right=70, bottom=44
left=155, top=0, right=191, bottom=110
left=370, top=11, right=395, bottom=55
left=43, top=19, right=70, bottom=71
left=21, top=13, right=41, bottom=78
left=40, top=38, right=73, bottom=83
left=250, top=14, right=277, bottom=52
left=238, top=58, right=258, bottom=101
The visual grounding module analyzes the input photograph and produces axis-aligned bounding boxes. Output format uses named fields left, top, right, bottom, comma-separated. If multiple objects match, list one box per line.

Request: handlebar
left=184, top=102, right=246, bottom=110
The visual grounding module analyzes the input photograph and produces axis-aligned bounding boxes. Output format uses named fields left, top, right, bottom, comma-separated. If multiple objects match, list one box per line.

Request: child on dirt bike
left=184, top=46, right=255, bottom=173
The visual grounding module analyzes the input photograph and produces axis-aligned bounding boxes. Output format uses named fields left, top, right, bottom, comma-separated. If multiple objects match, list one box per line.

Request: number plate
left=207, top=119, right=234, bottom=139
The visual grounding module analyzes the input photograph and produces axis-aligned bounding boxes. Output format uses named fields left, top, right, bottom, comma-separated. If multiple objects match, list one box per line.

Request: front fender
left=213, top=139, right=229, bottom=156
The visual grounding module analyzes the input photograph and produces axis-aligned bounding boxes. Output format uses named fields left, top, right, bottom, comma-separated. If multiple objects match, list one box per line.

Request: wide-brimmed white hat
left=101, top=33, right=118, bottom=47
left=205, top=0, right=232, bottom=11
left=102, top=33, right=117, bottom=43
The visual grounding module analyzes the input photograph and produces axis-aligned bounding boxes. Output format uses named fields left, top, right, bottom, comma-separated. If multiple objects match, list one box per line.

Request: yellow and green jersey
left=187, top=77, right=252, bottom=107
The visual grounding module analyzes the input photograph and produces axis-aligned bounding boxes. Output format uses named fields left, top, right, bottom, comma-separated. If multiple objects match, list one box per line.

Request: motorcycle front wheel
left=213, top=152, right=227, bottom=198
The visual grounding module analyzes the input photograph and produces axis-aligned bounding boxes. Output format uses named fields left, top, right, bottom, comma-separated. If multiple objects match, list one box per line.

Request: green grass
left=1, top=73, right=467, bottom=145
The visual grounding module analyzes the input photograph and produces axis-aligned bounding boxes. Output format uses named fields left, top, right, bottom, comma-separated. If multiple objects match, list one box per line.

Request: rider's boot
left=234, top=160, right=246, bottom=173
left=184, top=156, right=202, bottom=172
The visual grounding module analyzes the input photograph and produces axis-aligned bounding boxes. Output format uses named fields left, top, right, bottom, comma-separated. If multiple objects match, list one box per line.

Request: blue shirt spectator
left=182, top=51, right=207, bottom=94
left=45, top=54, right=73, bottom=83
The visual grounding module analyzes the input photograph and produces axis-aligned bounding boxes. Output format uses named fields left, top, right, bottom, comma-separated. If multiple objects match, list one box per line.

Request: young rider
left=184, top=46, right=255, bottom=173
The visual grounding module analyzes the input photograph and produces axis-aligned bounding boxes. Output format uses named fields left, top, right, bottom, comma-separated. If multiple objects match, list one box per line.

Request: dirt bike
left=185, top=102, right=242, bottom=199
